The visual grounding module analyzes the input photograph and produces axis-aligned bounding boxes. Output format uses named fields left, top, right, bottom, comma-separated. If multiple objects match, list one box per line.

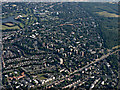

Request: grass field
left=2, top=25, right=20, bottom=30
left=96, top=11, right=119, bottom=17
left=4, top=22, right=15, bottom=26
left=36, top=74, right=47, bottom=80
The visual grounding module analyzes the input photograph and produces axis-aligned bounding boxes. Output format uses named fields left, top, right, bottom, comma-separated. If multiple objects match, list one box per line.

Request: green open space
left=36, top=74, right=47, bottom=80
left=2, top=25, right=20, bottom=30
left=3, top=22, right=15, bottom=26
left=96, top=11, right=119, bottom=17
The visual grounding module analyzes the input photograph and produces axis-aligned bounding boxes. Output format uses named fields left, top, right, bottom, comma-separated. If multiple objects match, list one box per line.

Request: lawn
left=96, top=11, right=119, bottom=17
left=36, top=74, right=47, bottom=80
left=4, top=22, right=15, bottom=26
left=2, top=25, right=20, bottom=30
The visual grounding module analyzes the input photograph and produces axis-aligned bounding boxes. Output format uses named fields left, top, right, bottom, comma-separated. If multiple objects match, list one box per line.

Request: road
left=70, top=50, right=119, bottom=75
left=45, top=49, right=119, bottom=88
